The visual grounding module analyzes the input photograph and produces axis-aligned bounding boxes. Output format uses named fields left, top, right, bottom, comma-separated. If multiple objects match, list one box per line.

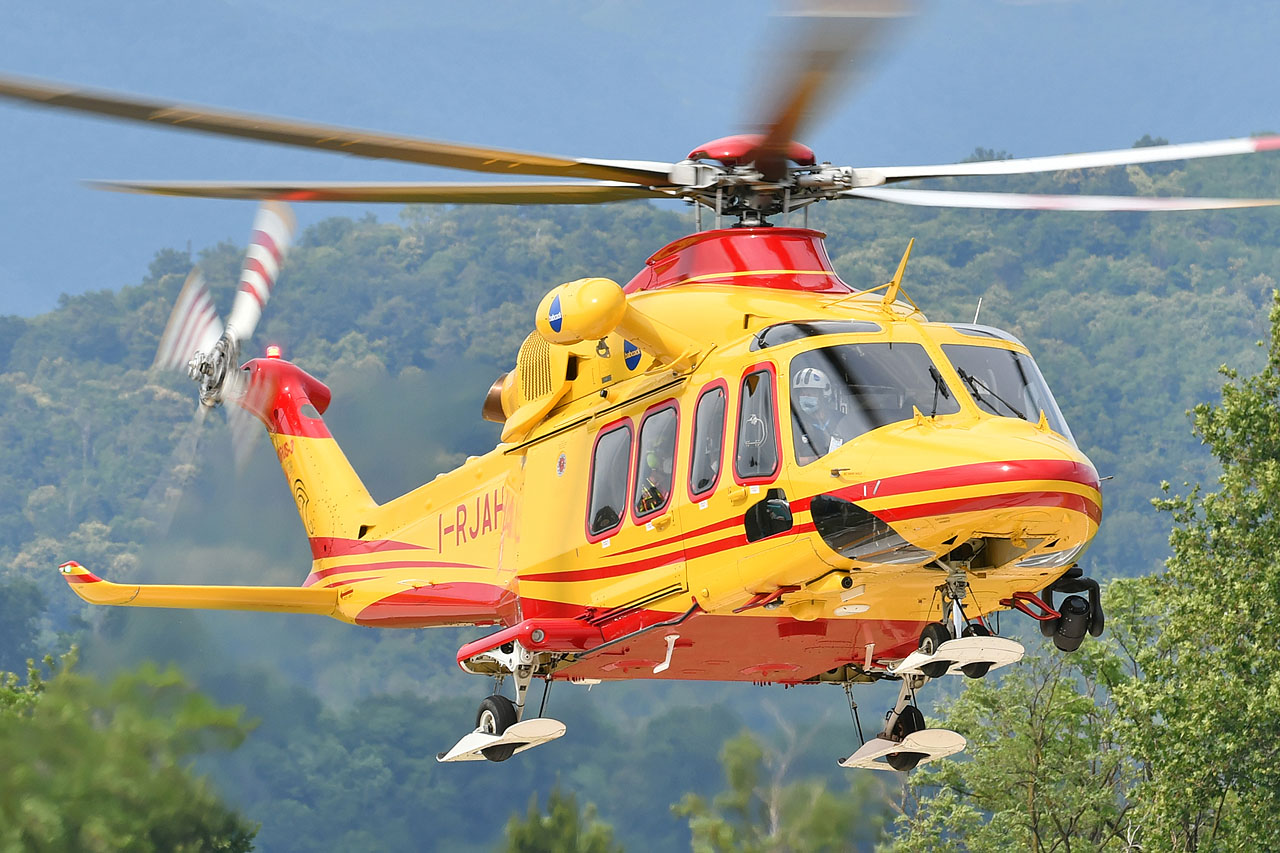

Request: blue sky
left=1, top=0, right=1278, bottom=315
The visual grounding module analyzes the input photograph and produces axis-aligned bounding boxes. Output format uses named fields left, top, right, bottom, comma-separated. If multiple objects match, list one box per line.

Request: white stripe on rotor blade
left=244, top=243, right=282, bottom=285
left=869, top=135, right=1280, bottom=181
left=239, top=268, right=271, bottom=302
left=842, top=187, right=1280, bottom=211
left=253, top=203, right=296, bottom=251
left=156, top=270, right=223, bottom=370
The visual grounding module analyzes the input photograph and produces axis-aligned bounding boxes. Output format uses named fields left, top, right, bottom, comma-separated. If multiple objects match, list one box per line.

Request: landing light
left=1015, top=543, right=1086, bottom=570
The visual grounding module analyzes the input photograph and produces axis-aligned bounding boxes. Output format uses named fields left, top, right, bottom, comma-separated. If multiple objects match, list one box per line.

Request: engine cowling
left=535, top=277, right=627, bottom=345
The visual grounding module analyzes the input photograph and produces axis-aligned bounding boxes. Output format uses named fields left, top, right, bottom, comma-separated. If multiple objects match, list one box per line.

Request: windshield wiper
left=928, top=365, right=950, bottom=417
left=957, top=368, right=1026, bottom=420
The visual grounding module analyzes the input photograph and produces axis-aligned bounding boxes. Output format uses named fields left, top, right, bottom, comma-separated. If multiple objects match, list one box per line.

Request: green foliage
left=0, top=651, right=256, bottom=852
left=1110, top=294, right=1280, bottom=849
left=888, top=642, right=1137, bottom=852
left=891, top=295, right=1280, bottom=851
left=674, top=728, right=890, bottom=852
left=0, top=576, right=45, bottom=674
left=504, top=786, right=623, bottom=853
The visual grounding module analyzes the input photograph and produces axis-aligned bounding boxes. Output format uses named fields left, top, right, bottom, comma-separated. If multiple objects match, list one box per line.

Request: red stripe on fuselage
left=308, top=537, right=431, bottom=559
left=353, top=581, right=515, bottom=628
left=304, top=559, right=486, bottom=586
left=874, top=489, right=1101, bottom=526
left=326, top=576, right=379, bottom=588
left=829, top=459, right=1099, bottom=505
left=523, top=460, right=1097, bottom=584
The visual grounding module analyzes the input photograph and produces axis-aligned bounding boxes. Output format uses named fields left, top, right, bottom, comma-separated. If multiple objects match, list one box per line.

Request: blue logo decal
left=548, top=295, right=563, bottom=333
left=624, top=340, right=642, bottom=370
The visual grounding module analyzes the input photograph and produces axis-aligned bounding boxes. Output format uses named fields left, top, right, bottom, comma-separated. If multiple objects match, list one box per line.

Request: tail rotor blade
left=154, top=268, right=222, bottom=371
left=225, top=201, right=296, bottom=345
left=219, top=362, right=267, bottom=471
left=142, top=403, right=210, bottom=537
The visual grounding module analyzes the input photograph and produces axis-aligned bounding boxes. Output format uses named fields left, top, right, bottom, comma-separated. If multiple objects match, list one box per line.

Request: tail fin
left=237, top=352, right=377, bottom=544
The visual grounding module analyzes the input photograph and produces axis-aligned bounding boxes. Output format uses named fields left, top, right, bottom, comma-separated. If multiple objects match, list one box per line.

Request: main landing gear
left=437, top=640, right=566, bottom=763
left=840, top=675, right=966, bottom=771
left=841, top=564, right=1024, bottom=771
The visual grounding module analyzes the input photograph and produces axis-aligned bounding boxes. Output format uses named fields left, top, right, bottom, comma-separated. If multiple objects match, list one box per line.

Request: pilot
left=792, top=366, right=853, bottom=463
left=636, top=415, right=676, bottom=514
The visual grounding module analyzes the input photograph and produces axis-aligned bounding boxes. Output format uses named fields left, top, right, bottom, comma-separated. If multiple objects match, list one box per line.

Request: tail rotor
left=156, top=201, right=296, bottom=408
left=145, top=201, right=296, bottom=533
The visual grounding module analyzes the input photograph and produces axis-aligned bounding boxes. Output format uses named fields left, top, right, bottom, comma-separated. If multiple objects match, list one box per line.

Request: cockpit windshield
left=943, top=343, right=1075, bottom=444
left=790, top=343, right=959, bottom=465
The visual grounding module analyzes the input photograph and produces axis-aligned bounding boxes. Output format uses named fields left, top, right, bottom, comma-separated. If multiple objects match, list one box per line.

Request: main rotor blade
left=89, top=179, right=673, bottom=204
left=842, top=186, right=1280, bottom=211
left=0, top=74, right=677, bottom=185
left=747, top=0, right=914, bottom=181
left=868, top=135, right=1280, bottom=183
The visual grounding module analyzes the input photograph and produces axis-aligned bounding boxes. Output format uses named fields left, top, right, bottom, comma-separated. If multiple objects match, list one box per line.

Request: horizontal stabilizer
left=436, top=718, right=566, bottom=763
left=839, top=729, right=966, bottom=771
left=888, top=636, right=1024, bottom=677
left=58, top=561, right=337, bottom=615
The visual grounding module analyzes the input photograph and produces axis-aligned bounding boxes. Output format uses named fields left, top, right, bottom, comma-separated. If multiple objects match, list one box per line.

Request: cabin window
left=790, top=342, right=959, bottom=465
left=689, top=383, right=727, bottom=498
left=735, top=368, right=779, bottom=482
left=587, top=423, right=632, bottom=538
left=634, top=404, right=678, bottom=519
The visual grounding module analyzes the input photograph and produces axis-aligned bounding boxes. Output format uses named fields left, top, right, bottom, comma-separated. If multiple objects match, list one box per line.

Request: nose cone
left=809, top=418, right=1100, bottom=570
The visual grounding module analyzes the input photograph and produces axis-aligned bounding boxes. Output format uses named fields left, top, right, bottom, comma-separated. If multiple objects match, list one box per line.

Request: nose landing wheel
left=917, top=622, right=953, bottom=678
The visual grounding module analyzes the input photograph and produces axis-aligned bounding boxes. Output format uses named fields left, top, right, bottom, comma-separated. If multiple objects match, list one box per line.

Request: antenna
left=881, top=238, right=915, bottom=308
left=973, top=296, right=983, bottom=325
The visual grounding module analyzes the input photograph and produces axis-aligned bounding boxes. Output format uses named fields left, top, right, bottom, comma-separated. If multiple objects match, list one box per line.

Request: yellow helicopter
left=8, top=3, right=1279, bottom=769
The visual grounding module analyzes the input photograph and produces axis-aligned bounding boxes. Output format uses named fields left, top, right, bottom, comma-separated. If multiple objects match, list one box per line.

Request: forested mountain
left=1, top=148, right=1278, bottom=849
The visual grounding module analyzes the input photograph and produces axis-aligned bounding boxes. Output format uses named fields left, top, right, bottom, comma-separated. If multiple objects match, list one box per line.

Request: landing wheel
left=476, top=694, right=518, bottom=762
left=960, top=624, right=992, bottom=679
left=887, top=704, right=927, bottom=771
left=918, top=622, right=952, bottom=678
